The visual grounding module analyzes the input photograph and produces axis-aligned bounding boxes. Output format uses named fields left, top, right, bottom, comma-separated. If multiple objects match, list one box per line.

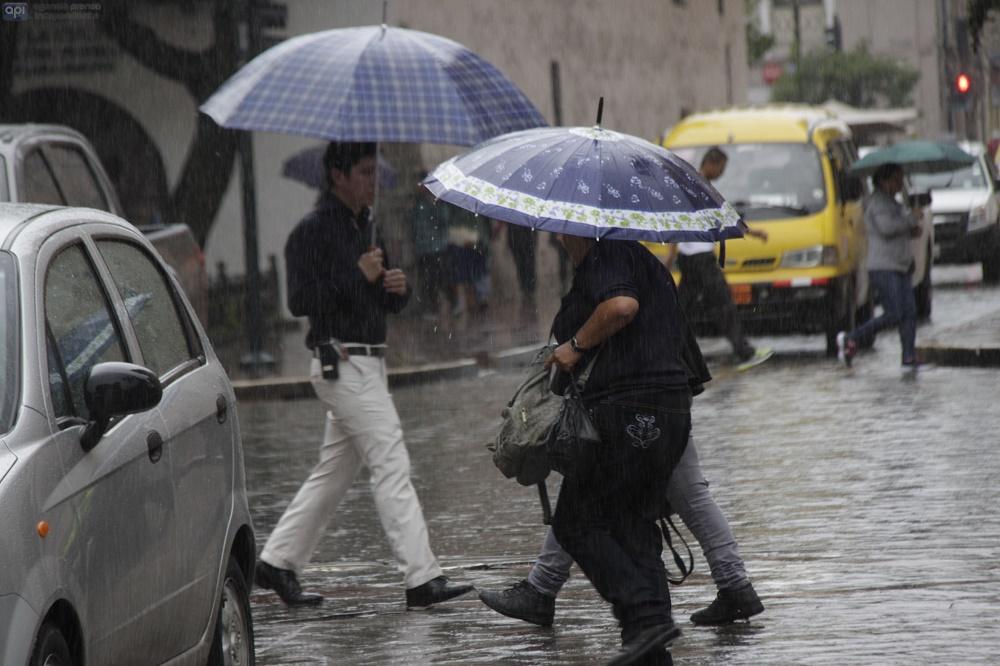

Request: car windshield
left=909, top=160, right=987, bottom=191
left=0, top=252, right=17, bottom=434
left=670, top=143, right=827, bottom=220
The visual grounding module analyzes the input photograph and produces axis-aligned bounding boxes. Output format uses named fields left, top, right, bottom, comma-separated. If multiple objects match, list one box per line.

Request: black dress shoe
left=607, top=622, right=681, bottom=666
left=405, top=576, right=474, bottom=609
left=255, top=560, right=323, bottom=607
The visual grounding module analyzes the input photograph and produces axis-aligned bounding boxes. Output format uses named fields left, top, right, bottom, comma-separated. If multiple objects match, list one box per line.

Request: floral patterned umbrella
left=423, top=125, right=743, bottom=242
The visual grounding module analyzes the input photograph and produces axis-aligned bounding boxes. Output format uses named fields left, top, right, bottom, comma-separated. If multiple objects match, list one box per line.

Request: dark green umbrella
left=849, top=140, right=975, bottom=176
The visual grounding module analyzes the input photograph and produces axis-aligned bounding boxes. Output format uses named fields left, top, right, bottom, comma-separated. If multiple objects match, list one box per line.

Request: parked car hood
left=929, top=188, right=992, bottom=214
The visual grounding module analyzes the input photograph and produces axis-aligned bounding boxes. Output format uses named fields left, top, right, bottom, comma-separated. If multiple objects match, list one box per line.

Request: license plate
left=730, top=284, right=752, bottom=305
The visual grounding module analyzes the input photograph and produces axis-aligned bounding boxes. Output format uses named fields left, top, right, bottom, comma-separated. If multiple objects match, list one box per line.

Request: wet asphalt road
left=241, top=266, right=1000, bottom=664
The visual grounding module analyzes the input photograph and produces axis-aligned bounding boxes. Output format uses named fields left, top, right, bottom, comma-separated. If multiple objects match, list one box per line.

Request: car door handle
left=147, top=431, right=164, bottom=464
left=216, top=394, right=228, bottom=424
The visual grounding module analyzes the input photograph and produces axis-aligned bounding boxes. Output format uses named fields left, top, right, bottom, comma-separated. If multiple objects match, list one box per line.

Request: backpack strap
left=537, top=481, right=552, bottom=525
left=659, top=515, right=694, bottom=585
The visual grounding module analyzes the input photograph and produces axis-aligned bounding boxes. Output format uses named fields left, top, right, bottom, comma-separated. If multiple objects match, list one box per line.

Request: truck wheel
left=982, top=227, right=1000, bottom=284
left=915, top=242, right=933, bottom=319
left=31, top=622, right=73, bottom=666
left=208, top=555, right=255, bottom=666
left=983, top=256, right=1000, bottom=284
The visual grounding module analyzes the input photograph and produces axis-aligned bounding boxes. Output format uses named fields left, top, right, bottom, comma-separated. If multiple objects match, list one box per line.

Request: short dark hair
left=323, top=141, right=376, bottom=187
left=872, top=162, right=903, bottom=187
left=701, top=146, right=728, bottom=167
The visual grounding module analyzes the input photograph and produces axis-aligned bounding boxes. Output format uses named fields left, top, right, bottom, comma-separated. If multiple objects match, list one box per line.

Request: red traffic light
left=955, top=72, right=972, bottom=94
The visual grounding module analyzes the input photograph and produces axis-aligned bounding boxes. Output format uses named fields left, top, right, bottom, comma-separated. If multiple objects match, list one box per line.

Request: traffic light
left=824, top=16, right=842, bottom=51
left=952, top=71, right=973, bottom=111
left=955, top=72, right=972, bottom=95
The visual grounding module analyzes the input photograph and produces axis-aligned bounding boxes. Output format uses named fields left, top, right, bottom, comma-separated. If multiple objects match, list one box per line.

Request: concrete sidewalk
left=916, top=310, right=1000, bottom=367
left=230, top=298, right=1000, bottom=401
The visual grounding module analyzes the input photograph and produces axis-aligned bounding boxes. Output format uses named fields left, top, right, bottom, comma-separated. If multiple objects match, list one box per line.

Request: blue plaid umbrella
left=200, top=25, right=547, bottom=145
left=424, top=126, right=744, bottom=242
left=282, top=145, right=398, bottom=190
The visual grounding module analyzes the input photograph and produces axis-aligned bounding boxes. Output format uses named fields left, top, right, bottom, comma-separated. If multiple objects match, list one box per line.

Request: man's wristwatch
left=570, top=336, right=587, bottom=353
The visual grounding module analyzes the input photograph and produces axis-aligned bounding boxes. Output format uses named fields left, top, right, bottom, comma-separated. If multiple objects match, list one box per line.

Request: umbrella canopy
left=423, top=126, right=743, bottom=242
left=200, top=25, right=547, bottom=145
left=849, top=140, right=976, bottom=176
left=282, top=144, right=398, bottom=190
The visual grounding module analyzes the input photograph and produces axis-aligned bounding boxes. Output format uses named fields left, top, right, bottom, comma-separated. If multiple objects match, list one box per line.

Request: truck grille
left=740, top=257, right=777, bottom=270
left=933, top=213, right=967, bottom=244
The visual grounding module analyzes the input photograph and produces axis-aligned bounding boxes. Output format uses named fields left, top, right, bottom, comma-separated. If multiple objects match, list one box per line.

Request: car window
left=45, top=244, right=126, bottom=421
left=670, top=143, right=827, bottom=220
left=0, top=252, right=17, bottom=433
left=43, top=144, right=110, bottom=212
left=0, top=155, right=9, bottom=201
left=910, top=160, right=987, bottom=191
left=96, top=240, right=197, bottom=377
left=20, top=149, right=65, bottom=206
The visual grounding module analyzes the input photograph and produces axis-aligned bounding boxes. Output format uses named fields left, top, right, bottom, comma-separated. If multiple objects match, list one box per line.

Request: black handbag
left=546, top=352, right=602, bottom=479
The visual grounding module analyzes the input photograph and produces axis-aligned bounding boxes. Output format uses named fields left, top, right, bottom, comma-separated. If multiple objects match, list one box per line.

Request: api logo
left=2, top=3, right=29, bottom=21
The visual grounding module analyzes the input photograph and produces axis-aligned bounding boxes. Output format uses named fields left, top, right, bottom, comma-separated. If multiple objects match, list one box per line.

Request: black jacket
left=285, top=191, right=410, bottom=348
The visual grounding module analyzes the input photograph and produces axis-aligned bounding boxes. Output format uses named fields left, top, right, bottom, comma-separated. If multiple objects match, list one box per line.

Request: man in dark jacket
left=255, top=142, right=472, bottom=609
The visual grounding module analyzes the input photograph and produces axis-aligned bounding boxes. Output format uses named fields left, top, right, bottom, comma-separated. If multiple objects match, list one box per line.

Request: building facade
left=3, top=0, right=748, bottom=314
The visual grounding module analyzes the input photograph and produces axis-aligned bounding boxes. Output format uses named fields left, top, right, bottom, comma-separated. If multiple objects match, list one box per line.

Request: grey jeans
left=527, top=437, right=748, bottom=596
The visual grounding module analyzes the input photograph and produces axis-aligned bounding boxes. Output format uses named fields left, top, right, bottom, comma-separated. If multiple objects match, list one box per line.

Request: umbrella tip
left=596, top=97, right=604, bottom=127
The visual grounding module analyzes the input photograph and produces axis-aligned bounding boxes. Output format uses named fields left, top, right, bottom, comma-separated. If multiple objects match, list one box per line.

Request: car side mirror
left=841, top=175, right=864, bottom=201
left=81, top=362, right=162, bottom=452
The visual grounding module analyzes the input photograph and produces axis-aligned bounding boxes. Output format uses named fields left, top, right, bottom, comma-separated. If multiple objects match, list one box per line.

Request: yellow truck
left=657, top=106, right=883, bottom=356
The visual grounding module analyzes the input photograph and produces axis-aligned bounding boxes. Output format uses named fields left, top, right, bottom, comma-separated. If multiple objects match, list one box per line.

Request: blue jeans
left=528, top=437, right=749, bottom=597
left=848, top=270, right=917, bottom=363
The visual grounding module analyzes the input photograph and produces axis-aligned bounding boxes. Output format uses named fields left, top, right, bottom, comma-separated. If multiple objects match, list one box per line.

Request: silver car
left=0, top=203, right=255, bottom=665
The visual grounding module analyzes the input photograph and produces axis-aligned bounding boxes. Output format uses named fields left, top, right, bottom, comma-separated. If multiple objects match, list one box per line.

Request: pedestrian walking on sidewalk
left=665, top=147, right=773, bottom=371
left=836, top=162, right=922, bottom=368
left=506, top=223, right=538, bottom=316
left=409, top=172, right=453, bottom=320
left=478, top=435, right=763, bottom=629
left=256, top=141, right=473, bottom=609
left=541, top=235, right=697, bottom=665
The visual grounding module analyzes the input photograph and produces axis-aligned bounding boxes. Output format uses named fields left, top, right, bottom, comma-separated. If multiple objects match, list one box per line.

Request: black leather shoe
left=479, top=579, right=555, bottom=626
left=607, top=622, right=681, bottom=666
left=405, top=576, right=474, bottom=609
left=255, top=560, right=323, bottom=607
left=690, top=581, right=763, bottom=625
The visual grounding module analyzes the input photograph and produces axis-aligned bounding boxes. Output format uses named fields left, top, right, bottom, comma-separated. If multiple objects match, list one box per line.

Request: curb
left=915, top=344, right=1000, bottom=367
left=232, top=344, right=544, bottom=401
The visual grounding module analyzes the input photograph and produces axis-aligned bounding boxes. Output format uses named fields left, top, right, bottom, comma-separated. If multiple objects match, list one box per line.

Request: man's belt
left=314, top=340, right=387, bottom=358
left=342, top=345, right=386, bottom=357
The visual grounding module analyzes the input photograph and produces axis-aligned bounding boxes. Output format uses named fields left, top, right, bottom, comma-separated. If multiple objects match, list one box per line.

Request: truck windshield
left=670, top=143, right=827, bottom=220
left=909, top=160, right=986, bottom=191
left=0, top=252, right=17, bottom=434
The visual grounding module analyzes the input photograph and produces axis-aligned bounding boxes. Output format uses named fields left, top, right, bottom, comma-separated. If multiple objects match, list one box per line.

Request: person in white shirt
left=665, top=147, right=772, bottom=370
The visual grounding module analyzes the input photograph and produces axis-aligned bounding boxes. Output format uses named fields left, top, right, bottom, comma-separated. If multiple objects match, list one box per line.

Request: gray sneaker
left=478, top=579, right=555, bottom=626
left=690, top=581, right=764, bottom=625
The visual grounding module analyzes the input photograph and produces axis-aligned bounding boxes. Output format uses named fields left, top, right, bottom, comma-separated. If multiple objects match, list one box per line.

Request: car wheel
left=208, top=555, right=255, bottom=666
left=915, top=242, right=933, bottom=320
left=983, top=255, right=1000, bottom=284
left=30, top=622, right=72, bottom=666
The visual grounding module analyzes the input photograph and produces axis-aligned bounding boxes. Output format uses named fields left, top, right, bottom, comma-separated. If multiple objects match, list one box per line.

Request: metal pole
left=793, top=0, right=803, bottom=102
left=238, top=0, right=273, bottom=375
